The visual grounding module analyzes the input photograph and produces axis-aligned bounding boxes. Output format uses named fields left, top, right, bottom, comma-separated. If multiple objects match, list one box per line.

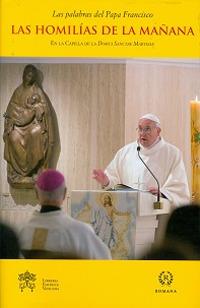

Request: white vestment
left=19, top=209, right=111, bottom=259
left=91, top=207, right=117, bottom=249
left=105, top=138, right=190, bottom=206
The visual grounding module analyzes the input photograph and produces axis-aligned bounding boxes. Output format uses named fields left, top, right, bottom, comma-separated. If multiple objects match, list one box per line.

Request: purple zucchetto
left=36, top=169, right=65, bottom=191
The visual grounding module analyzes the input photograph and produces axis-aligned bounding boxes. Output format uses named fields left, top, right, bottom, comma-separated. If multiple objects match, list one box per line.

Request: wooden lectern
left=70, top=190, right=173, bottom=259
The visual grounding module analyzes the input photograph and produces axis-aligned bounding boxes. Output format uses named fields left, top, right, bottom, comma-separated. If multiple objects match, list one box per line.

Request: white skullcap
left=139, top=113, right=161, bottom=126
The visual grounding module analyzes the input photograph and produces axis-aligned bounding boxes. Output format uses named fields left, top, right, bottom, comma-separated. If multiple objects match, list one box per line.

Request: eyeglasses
left=136, top=126, right=156, bottom=134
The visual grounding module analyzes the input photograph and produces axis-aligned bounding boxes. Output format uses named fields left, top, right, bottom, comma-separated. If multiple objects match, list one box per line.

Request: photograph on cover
left=0, top=59, right=200, bottom=260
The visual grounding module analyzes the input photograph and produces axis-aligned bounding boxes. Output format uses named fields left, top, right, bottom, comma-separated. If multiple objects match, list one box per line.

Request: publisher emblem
left=18, top=270, right=36, bottom=292
left=158, top=271, right=173, bottom=286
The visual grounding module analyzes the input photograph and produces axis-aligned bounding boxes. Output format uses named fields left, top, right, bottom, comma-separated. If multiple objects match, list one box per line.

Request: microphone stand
left=137, top=146, right=163, bottom=209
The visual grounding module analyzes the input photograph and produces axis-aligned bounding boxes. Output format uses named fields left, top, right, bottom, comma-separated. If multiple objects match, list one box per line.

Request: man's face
left=103, top=195, right=112, bottom=206
left=137, top=119, right=161, bottom=148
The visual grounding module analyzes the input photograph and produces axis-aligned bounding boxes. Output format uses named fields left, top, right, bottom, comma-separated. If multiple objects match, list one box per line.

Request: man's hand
left=148, top=186, right=160, bottom=195
left=92, top=169, right=109, bottom=187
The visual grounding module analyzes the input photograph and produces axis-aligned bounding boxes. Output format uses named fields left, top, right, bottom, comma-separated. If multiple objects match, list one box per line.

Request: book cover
left=0, top=0, right=200, bottom=307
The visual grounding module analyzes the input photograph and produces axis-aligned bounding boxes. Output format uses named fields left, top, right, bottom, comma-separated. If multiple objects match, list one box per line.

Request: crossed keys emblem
left=18, top=270, right=36, bottom=292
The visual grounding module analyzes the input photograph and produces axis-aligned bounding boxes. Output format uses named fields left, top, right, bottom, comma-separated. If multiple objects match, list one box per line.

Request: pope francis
left=93, top=113, right=190, bottom=206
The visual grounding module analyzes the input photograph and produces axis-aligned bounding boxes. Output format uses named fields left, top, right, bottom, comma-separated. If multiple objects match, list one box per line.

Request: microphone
left=137, top=145, right=162, bottom=209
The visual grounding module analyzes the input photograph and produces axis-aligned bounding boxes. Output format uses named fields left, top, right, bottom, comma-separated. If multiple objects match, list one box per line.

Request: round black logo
left=158, top=271, right=173, bottom=286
